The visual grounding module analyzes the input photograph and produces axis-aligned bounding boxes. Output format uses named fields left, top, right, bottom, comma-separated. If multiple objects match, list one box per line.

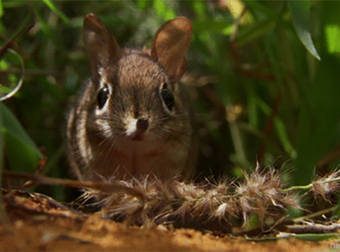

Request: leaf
left=247, top=232, right=340, bottom=242
left=42, top=0, right=69, bottom=24
left=242, top=213, right=260, bottom=231
left=137, top=0, right=148, bottom=10
left=0, top=86, right=12, bottom=94
left=292, top=233, right=340, bottom=241
left=0, top=0, right=3, bottom=18
left=256, top=97, right=296, bottom=159
left=0, top=103, right=42, bottom=172
left=325, top=24, right=340, bottom=53
left=288, top=0, right=321, bottom=60
left=294, top=55, right=340, bottom=185
left=236, top=16, right=276, bottom=46
left=153, top=0, right=176, bottom=20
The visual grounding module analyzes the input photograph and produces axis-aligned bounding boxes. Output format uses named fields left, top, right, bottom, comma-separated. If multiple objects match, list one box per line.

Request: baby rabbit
left=66, top=14, right=195, bottom=182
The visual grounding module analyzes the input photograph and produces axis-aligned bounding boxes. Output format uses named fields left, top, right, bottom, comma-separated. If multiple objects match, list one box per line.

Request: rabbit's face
left=87, top=52, right=190, bottom=147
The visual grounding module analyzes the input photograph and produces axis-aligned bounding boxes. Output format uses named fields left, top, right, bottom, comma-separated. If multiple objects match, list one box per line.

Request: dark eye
left=97, top=86, right=110, bottom=109
left=160, top=83, right=175, bottom=111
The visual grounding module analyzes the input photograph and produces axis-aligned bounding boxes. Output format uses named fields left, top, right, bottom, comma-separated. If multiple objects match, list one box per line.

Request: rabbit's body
left=66, top=14, right=195, bottom=181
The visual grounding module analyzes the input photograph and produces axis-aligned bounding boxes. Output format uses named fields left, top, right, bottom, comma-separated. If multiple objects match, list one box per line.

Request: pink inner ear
left=151, top=17, right=192, bottom=82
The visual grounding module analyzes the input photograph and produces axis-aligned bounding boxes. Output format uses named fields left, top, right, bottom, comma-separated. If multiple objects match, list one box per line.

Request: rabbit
left=66, top=13, right=196, bottom=182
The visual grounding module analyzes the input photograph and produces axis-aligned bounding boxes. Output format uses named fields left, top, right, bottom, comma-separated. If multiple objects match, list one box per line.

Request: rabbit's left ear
left=151, top=17, right=192, bottom=83
left=83, top=13, right=121, bottom=78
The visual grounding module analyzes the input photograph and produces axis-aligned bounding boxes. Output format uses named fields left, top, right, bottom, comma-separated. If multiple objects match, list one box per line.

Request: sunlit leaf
left=193, top=1, right=206, bottom=19
left=325, top=24, right=340, bottom=53
left=153, top=0, right=175, bottom=20
left=288, top=0, right=321, bottom=60
left=0, top=0, right=3, bottom=18
left=224, top=0, right=253, bottom=25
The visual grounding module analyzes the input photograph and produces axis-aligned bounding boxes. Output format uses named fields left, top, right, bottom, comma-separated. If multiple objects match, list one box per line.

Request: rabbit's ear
left=151, top=17, right=192, bottom=82
left=83, top=13, right=120, bottom=77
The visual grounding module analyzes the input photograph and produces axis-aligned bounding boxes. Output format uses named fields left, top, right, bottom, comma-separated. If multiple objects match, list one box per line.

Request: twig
left=286, top=223, right=340, bottom=233
left=3, top=171, right=144, bottom=199
left=282, top=177, right=340, bottom=192
left=0, top=16, right=33, bottom=60
left=292, top=206, right=337, bottom=223
left=264, top=215, right=288, bottom=233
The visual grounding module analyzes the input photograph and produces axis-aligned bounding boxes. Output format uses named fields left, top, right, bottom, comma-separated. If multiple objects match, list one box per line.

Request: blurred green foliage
left=0, top=0, right=339, bottom=197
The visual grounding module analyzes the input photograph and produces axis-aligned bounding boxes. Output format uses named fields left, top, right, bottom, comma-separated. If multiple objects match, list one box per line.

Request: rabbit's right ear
left=151, top=17, right=192, bottom=83
left=83, top=13, right=120, bottom=77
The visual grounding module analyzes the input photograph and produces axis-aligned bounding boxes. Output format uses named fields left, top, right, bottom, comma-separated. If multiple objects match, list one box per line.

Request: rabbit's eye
left=160, top=83, right=175, bottom=112
left=97, top=85, right=110, bottom=109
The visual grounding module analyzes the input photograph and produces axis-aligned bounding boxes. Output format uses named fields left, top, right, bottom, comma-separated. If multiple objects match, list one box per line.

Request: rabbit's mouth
left=129, top=130, right=145, bottom=141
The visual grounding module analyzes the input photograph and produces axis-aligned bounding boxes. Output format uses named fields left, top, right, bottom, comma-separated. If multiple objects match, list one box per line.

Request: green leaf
left=256, top=97, right=296, bottom=159
left=294, top=55, right=340, bottom=185
left=42, top=0, right=69, bottom=24
left=242, top=213, right=260, bottom=231
left=137, top=0, right=148, bottom=10
left=274, top=119, right=296, bottom=159
left=153, top=0, right=175, bottom=21
left=292, top=233, right=340, bottom=241
left=0, top=103, right=42, bottom=172
left=247, top=232, right=340, bottom=242
left=0, top=0, right=3, bottom=18
left=325, top=24, right=340, bottom=53
left=237, top=16, right=276, bottom=46
left=0, top=86, right=12, bottom=94
left=288, top=0, right=321, bottom=60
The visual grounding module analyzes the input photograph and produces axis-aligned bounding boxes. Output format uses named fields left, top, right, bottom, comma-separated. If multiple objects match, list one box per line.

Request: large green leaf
left=294, top=55, right=340, bottom=185
left=0, top=103, right=42, bottom=172
left=288, top=0, right=321, bottom=60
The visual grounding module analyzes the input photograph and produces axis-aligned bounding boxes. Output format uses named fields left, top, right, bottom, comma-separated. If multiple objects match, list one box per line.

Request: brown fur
left=66, top=14, right=196, bottom=181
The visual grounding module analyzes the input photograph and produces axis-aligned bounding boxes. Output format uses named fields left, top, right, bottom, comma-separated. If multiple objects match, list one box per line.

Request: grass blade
left=288, top=0, right=321, bottom=60
left=42, top=0, right=69, bottom=24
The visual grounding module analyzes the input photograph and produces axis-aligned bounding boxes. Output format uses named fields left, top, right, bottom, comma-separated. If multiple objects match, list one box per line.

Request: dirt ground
left=0, top=189, right=338, bottom=252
